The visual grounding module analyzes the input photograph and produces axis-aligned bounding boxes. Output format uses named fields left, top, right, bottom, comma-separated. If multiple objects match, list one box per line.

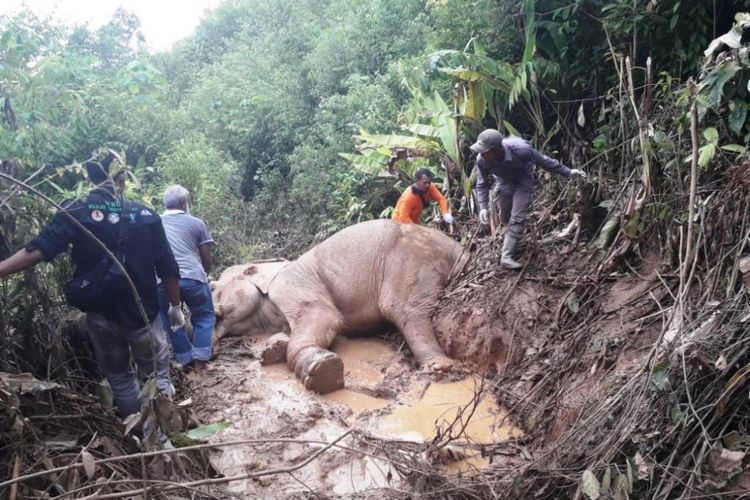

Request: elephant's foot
left=295, top=347, right=344, bottom=394
left=421, top=355, right=455, bottom=372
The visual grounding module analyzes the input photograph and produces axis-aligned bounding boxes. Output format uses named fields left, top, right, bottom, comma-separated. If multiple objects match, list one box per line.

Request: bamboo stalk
left=684, top=81, right=699, bottom=291
left=9, top=454, right=20, bottom=500
left=625, top=56, right=652, bottom=201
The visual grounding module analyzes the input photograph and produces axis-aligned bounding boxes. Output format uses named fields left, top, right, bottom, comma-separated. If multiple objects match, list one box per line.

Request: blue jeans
left=86, top=313, right=173, bottom=418
left=158, top=279, right=215, bottom=365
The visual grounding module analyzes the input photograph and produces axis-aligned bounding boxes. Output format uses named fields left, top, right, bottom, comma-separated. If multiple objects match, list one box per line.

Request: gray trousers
left=498, top=175, right=535, bottom=238
left=86, top=313, right=173, bottom=418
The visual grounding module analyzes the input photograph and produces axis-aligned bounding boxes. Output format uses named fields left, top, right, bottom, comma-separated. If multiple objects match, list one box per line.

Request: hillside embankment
left=185, top=170, right=750, bottom=498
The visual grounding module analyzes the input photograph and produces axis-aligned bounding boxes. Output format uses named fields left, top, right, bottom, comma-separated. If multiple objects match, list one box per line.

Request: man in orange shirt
left=392, top=169, right=453, bottom=225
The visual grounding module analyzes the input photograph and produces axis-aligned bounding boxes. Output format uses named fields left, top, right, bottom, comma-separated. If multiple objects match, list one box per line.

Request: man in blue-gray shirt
left=158, top=185, right=215, bottom=371
left=471, top=129, right=587, bottom=269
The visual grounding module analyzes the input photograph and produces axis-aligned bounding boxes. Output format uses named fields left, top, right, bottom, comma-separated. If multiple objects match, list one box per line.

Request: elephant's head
left=211, top=260, right=289, bottom=339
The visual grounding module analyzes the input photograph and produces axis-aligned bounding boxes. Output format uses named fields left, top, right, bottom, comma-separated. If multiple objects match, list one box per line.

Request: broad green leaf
left=521, top=0, right=536, bottom=65
left=482, top=81, right=496, bottom=118
left=701, top=61, right=739, bottom=108
left=698, top=143, right=716, bottom=168
left=438, top=67, right=485, bottom=81
left=651, top=362, right=670, bottom=390
left=470, top=38, right=486, bottom=56
left=354, top=131, right=430, bottom=149
left=431, top=90, right=451, bottom=114
left=402, top=123, right=441, bottom=138
left=624, top=212, right=640, bottom=238
left=670, top=14, right=679, bottom=31
left=339, top=153, right=388, bottom=175
left=184, top=421, right=231, bottom=440
left=703, top=127, right=719, bottom=143
left=455, top=84, right=468, bottom=115
left=729, top=100, right=747, bottom=135
left=428, top=50, right=515, bottom=84
left=653, top=130, right=675, bottom=151
left=433, top=113, right=459, bottom=165
left=721, top=144, right=747, bottom=154
left=582, top=470, right=600, bottom=499
left=596, top=219, right=619, bottom=249
left=465, top=80, right=486, bottom=120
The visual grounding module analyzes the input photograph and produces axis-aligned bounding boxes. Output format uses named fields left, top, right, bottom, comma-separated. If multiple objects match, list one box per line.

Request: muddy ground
left=182, top=240, right=666, bottom=498
left=185, top=331, right=523, bottom=498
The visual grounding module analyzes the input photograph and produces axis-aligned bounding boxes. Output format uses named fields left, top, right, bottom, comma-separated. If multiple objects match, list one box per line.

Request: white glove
left=479, top=209, right=489, bottom=225
left=167, top=304, right=185, bottom=331
left=569, top=169, right=587, bottom=180
left=442, top=213, right=454, bottom=225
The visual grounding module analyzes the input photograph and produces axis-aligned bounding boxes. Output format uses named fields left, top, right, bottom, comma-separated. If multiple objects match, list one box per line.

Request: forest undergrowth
left=3, top=1, right=750, bottom=498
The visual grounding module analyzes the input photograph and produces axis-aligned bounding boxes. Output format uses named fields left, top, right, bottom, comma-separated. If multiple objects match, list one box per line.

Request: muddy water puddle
left=376, top=378, right=523, bottom=444
left=192, top=335, right=521, bottom=497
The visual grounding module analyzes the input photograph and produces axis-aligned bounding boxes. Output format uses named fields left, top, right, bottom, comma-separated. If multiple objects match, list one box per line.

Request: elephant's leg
left=382, top=307, right=454, bottom=372
left=286, top=307, right=345, bottom=394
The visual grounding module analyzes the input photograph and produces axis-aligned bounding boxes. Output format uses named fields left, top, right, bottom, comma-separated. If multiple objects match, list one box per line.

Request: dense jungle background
left=5, top=0, right=750, bottom=498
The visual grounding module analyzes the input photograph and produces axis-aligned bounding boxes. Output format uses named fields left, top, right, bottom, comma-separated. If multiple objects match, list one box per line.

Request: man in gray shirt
left=158, top=185, right=215, bottom=371
left=471, top=129, right=587, bottom=269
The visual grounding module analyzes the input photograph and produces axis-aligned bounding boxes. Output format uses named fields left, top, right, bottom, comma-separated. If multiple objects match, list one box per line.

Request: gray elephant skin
left=211, top=219, right=469, bottom=394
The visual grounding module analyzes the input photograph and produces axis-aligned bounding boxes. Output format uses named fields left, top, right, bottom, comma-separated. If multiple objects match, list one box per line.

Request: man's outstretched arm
left=0, top=248, right=45, bottom=278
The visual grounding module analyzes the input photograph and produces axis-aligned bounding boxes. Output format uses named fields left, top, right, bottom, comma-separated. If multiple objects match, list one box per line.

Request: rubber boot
left=500, top=234, right=523, bottom=270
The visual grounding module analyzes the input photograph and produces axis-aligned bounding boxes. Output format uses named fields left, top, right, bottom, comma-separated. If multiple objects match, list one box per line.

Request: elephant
left=211, top=219, right=470, bottom=394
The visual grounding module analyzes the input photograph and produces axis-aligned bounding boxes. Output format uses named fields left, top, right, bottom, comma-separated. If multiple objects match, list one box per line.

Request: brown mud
left=432, top=242, right=667, bottom=450
left=187, top=333, right=522, bottom=497
left=186, top=239, right=669, bottom=498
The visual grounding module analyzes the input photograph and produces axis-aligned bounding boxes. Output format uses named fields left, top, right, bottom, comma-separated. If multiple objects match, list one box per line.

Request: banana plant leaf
left=339, top=152, right=389, bottom=175
left=353, top=130, right=433, bottom=148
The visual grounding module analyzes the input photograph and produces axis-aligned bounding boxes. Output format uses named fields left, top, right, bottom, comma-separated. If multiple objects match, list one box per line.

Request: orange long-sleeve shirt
left=391, top=184, right=449, bottom=224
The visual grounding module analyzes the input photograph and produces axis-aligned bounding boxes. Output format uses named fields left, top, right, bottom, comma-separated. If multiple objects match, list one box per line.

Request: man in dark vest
left=0, top=149, right=184, bottom=420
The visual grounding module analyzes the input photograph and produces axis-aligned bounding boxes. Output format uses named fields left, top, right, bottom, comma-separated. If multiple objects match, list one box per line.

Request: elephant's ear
left=243, top=259, right=289, bottom=294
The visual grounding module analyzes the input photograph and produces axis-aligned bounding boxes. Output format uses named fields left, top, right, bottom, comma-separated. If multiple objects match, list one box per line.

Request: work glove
left=569, top=169, right=587, bottom=180
left=479, top=209, right=489, bottom=225
left=442, top=213, right=454, bottom=225
left=168, top=304, right=185, bottom=331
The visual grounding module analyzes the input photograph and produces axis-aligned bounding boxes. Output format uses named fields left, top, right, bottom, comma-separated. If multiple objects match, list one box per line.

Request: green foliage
left=6, top=0, right=750, bottom=268
left=424, top=0, right=521, bottom=61
left=150, top=136, right=252, bottom=267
